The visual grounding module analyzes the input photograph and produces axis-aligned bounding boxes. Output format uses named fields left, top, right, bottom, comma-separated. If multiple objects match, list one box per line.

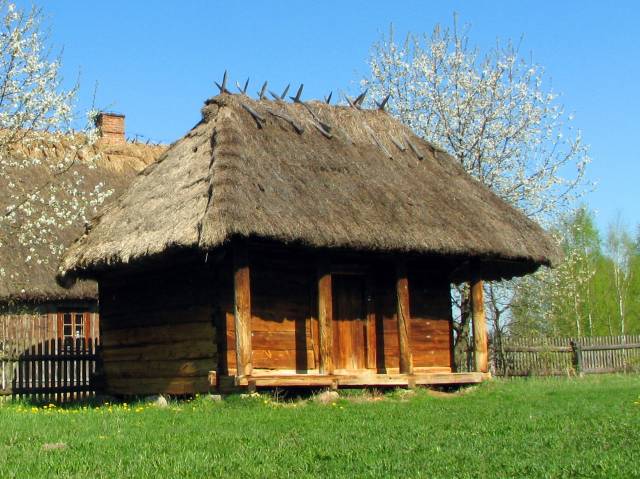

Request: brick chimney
left=96, top=112, right=125, bottom=145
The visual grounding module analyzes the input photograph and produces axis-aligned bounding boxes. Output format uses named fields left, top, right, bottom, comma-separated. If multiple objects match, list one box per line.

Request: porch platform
left=211, top=371, right=491, bottom=389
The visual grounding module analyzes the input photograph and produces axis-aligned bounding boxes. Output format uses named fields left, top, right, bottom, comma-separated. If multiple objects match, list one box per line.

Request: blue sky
left=32, top=0, right=640, bottom=234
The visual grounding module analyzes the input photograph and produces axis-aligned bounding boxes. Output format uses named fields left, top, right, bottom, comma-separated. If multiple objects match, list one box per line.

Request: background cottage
left=0, top=115, right=164, bottom=397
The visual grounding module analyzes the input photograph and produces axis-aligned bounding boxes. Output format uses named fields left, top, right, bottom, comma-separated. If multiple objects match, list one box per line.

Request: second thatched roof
left=58, top=93, right=561, bottom=284
left=1, top=138, right=165, bottom=302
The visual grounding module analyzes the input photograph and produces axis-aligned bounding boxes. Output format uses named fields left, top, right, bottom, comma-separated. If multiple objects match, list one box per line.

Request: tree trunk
left=453, top=286, right=472, bottom=371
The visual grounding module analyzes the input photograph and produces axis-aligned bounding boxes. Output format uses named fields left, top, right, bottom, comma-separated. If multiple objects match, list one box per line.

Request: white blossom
left=363, top=22, right=591, bottom=223
left=363, top=20, right=592, bottom=343
left=0, top=2, right=108, bottom=280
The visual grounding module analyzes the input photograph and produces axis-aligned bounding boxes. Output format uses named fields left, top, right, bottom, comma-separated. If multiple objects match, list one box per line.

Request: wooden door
left=332, top=274, right=367, bottom=370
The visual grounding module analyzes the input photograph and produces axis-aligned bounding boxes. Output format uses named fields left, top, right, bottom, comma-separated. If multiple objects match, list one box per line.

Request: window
left=58, top=312, right=90, bottom=342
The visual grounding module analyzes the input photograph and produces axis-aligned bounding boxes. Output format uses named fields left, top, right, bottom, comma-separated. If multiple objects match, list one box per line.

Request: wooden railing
left=493, top=335, right=640, bottom=376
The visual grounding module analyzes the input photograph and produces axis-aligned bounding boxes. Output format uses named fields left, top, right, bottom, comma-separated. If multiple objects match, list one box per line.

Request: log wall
left=374, top=269, right=453, bottom=372
left=97, top=242, right=455, bottom=392
left=99, top=263, right=217, bottom=396
left=223, top=248, right=317, bottom=374
left=222, top=243, right=454, bottom=376
left=409, top=273, right=455, bottom=370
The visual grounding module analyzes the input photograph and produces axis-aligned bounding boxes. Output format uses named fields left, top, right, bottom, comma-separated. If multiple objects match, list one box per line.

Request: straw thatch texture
left=1, top=139, right=165, bottom=302
left=58, top=94, right=560, bottom=284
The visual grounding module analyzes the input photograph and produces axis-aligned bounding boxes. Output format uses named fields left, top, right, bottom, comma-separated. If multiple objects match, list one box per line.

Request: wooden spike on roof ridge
left=258, top=81, right=268, bottom=100
left=312, top=122, right=332, bottom=139
left=269, top=84, right=291, bottom=102
left=215, top=70, right=231, bottom=94
left=280, top=84, right=290, bottom=100
left=266, top=107, right=304, bottom=134
left=268, top=90, right=281, bottom=101
left=354, top=89, right=368, bottom=107
left=404, top=134, right=424, bottom=160
left=364, top=123, right=392, bottom=159
left=390, top=135, right=407, bottom=152
left=345, top=94, right=357, bottom=109
left=241, top=103, right=266, bottom=128
left=375, top=94, right=391, bottom=111
left=236, top=78, right=250, bottom=94
left=300, top=101, right=332, bottom=135
left=290, top=84, right=304, bottom=103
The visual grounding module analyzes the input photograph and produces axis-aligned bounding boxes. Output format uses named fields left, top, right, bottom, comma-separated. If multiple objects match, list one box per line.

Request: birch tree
left=363, top=19, right=590, bottom=354
left=0, top=2, right=106, bottom=283
left=606, top=216, right=635, bottom=336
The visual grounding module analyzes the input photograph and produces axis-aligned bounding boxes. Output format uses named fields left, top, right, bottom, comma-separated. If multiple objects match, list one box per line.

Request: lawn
left=0, top=375, right=639, bottom=478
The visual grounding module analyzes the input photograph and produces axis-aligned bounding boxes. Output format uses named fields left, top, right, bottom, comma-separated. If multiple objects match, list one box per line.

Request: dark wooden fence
left=493, top=335, right=640, bottom=376
left=1, top=313, right=101, bottom=401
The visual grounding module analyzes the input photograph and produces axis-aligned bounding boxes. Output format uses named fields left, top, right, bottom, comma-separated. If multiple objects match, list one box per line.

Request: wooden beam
left=395, top=261, right=413, bottom=374
left=470, top=278, right=488, bottom=373
left=228, top=371, right=488, bottom=388
left=233, top=240, right=252, bottom=377
left=317, top=262, right=334, bottom=374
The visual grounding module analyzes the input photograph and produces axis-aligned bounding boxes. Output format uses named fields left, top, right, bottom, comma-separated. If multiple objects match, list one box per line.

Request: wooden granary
left=58, top=92, right=560, bottom=395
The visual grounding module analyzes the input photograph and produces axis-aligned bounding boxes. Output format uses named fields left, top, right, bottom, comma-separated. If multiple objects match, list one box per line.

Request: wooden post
left=317, top=262, right=334, bottom=375
left=395, top=261, right=413, bottom=375
left=570, top=340, right=583, bottom=376
left=470, top=278, right=488, bottom=373
left=365, top=276, right=377, bottom=370
left=233, top=240, right=252, bottom=378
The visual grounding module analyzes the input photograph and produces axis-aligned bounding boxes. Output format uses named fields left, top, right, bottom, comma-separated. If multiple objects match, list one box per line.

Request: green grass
left=1, top=375, right=639, bottom=478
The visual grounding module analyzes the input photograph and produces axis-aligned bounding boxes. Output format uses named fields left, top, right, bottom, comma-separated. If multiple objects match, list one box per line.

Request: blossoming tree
left=0, top=2, right=108, bottom=286
left=363, top=19, right=591, bottom=365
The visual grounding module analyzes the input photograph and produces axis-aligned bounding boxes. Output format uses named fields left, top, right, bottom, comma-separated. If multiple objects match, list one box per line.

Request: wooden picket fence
left=1, top=312, right=101, bottom=401
left=493, top=335, right=640, bottom=376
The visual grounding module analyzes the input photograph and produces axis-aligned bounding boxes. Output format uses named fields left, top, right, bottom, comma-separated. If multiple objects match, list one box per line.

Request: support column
left=233, top=239, right=252, bottom=378
left=470, top=278, right=488, bottom=373
left=395, top=261, right=413, bottom=375
left=317, top=262, right=334, bottom=375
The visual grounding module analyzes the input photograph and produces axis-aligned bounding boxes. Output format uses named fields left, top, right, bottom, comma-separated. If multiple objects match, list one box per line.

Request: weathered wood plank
left=102, top=340, right=217, bottom=362
left=102, top=322, right=215, bottom=348
left=581, top=342, right=640, bottom=351
left=101, top=306, right=213, bottom=331
left=503, top=346, right=572, bottom=353
left=232, top=371, right=487, bottom=388
left=105, top=359, right=215, bottom=379
left=249, top=331, right=312, bottom=351
left=252, top=350, right=315, bottom=369
left=107, top=376, right=210, bottom=395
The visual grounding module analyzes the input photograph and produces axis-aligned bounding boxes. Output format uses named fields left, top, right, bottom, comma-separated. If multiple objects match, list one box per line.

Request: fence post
left=570, top=340, right=583, bottom=376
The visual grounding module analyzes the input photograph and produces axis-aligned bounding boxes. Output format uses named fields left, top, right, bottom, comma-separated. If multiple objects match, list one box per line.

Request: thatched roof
left=0, top=138, right=165, bottom=302
left=58, top=93, right=561, bottom=284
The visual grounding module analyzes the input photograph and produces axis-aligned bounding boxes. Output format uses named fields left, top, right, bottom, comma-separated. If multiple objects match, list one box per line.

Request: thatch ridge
left=1, top=137, right=165, bottom=302
left=58, top=94, right=561, bottom=284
